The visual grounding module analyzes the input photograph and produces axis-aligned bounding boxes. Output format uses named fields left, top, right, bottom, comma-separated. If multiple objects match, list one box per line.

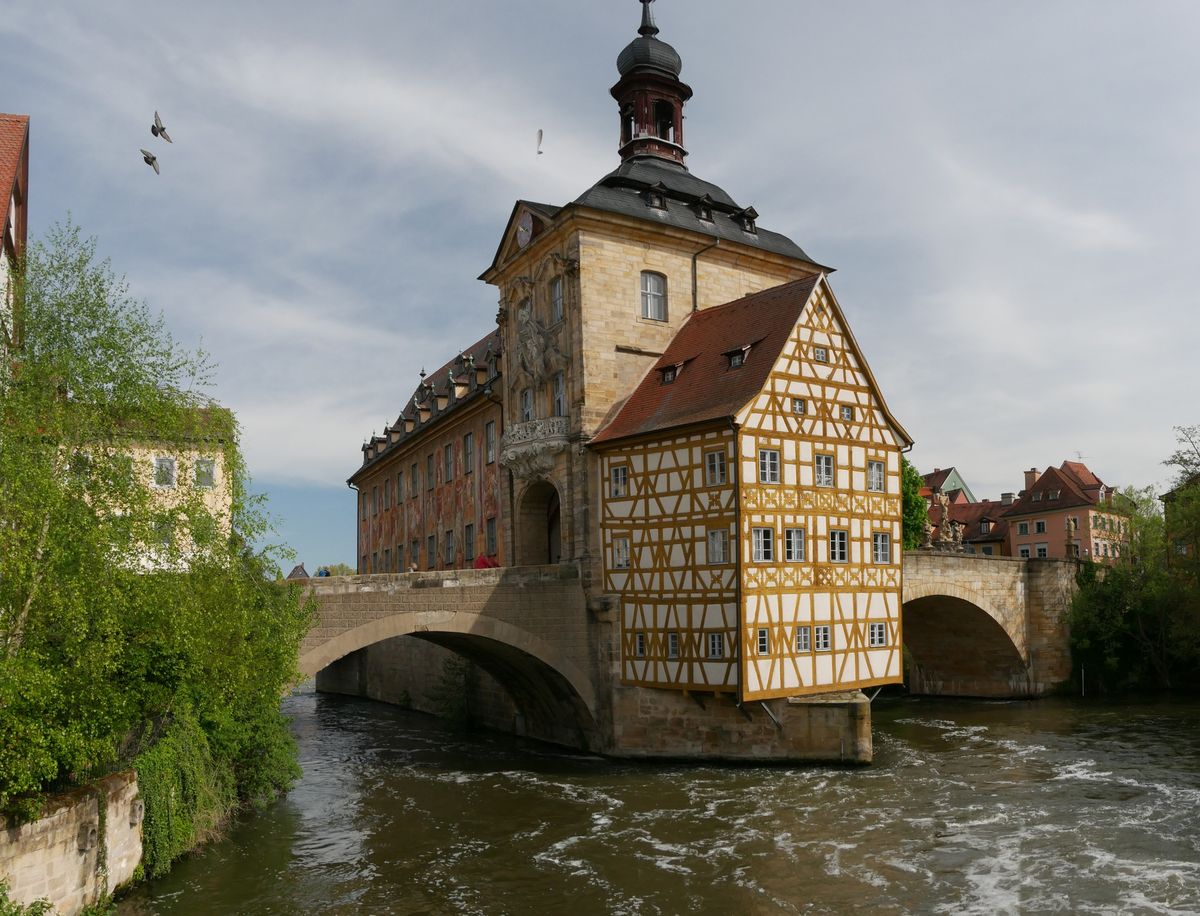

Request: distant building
left=920, top=467, right=977, bottom=505
left=1003, top=461, right=1126, bottom=561
left=1162, top=472, right=1200, bottom=562
left=1, top=113, right=30, bottom=350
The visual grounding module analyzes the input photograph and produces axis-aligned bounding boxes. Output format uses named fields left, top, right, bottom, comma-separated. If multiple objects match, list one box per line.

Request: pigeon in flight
left=151, top=111, right=172, bottom=143
left=537, top=128, right=544, bottom=155
left=140, top=149, right=160, bottom=174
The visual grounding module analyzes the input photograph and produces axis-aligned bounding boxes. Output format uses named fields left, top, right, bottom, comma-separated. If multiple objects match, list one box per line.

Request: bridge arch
left=300, top=608, right=601, bottom=749
left=902, top=577, right=1031, bottom=699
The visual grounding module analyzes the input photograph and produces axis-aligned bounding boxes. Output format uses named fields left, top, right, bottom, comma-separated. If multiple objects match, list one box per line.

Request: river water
left=118, top=689, right=1200, bottom=915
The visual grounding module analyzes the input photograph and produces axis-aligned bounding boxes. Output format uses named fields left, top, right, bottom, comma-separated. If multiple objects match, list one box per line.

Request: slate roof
left=590, top=276, right=820, bottom=445
left=574, top=157, right=820, bottom=265
left=349, top=329, right=500, bottom=482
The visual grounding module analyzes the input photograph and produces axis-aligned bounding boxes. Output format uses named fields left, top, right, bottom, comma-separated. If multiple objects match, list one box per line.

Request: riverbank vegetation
left=1069, top=426, right=1200, bottom=694
left=0, top=223, right=310, bottom=854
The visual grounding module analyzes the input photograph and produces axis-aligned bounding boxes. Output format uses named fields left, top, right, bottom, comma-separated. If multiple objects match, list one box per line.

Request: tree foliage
left=0, top=223, right=311, bottom=821
left=1068, top=427, right=1200, bottom=694
left=900, top=456, right=926, bottom=550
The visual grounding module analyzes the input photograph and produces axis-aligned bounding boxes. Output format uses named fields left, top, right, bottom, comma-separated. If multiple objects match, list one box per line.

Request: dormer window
left=661, top=366, right=676, bottom=384
left=733, top=206, right=758, bottom=234
left=1032, top=492, right=1042, bottom=501
left=643, top=182, right=667, bottom=210
left=727, top=346, right=750, bottom=368
left=1048, top=489, right=1060, bottom=500
left=980, top=520, right=991, bottom=534
left=692, top=195, right=714, bottom=222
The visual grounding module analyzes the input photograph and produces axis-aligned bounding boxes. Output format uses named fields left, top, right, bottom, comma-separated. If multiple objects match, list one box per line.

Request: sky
left=3, top=1, right=1197, bottom=568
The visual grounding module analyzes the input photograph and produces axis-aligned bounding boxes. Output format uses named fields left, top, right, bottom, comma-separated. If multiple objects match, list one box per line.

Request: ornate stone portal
left=500, top=417, right=570, bottom=480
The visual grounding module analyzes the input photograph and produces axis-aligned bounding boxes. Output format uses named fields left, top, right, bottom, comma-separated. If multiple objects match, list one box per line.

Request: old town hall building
left=350, top=1, right=912, bottom=703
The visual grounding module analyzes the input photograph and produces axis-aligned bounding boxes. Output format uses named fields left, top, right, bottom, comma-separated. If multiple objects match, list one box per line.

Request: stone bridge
left=299, top=564, right=601, bottom=749
left=901, top=551, right=1076, bottom=698
left=297, top=552, right=1078, bottom=758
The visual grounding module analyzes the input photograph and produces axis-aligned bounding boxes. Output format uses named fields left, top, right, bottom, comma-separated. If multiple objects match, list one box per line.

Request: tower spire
left=638, top=0, right=659, bottom=38
left=612, top=0, right=693, bottom=165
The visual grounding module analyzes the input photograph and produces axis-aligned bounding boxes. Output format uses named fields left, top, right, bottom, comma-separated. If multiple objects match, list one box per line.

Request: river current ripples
left=118, top=690, right=1200, bottom=915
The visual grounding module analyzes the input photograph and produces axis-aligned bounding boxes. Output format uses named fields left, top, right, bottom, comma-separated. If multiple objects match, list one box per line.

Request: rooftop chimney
left=1001, top=492, right=1015, bottom=506
left=1024, top=468, right=1041, bottom=491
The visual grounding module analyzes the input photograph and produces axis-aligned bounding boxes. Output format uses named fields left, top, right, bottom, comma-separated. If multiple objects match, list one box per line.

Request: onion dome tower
left=612, top=0, right=693, bottom=165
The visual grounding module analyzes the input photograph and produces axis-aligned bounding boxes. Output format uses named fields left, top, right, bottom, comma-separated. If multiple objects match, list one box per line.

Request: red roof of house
left=1004, top=461, right=1112, bottom=518
left=0, top=113, right=29, bottom=246
left=591, top=276, right=822, bottom=444
left=929, top=499, right=1010, bottom=543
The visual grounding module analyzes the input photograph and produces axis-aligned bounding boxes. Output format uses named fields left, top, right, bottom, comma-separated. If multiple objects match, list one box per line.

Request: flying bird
left=151, top=111, right=172, bottom=143
left=140, top=149, right=160, bottom=175
left=537, top=128, right=544, bottom=155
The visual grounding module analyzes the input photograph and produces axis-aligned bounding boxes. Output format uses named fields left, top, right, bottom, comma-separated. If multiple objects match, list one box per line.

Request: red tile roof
left=590, top=276, right=820, bottom=444
left=1003, top=461, right=1112, bottom=518
left=929, top=499, right=1010, bottom=544
left=0, top=113, right=29, bottom=248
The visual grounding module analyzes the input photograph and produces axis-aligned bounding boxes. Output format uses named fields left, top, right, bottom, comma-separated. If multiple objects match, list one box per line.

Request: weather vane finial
left=638, top=0, right=659, bottom=38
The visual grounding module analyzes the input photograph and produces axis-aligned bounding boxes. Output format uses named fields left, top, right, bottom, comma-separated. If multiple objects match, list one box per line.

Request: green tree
left=900, top=456, right=927, bottom=550
left=1068, top=428, right=1200, bottom=695
left=0, top=223, right=311, bottom=829
left=322, top=562, right=355, bottom=577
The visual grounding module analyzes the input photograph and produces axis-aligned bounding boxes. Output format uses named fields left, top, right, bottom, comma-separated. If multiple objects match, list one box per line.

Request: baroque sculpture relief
left=500, top=416, right=570, bottom=481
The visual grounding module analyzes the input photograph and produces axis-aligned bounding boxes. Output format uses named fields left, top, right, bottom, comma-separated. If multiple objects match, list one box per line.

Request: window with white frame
left=813, top=346, right=828, bottom=363
left=194, top=458, right=215, bottom=489
left=707, top=632, right=725, bottom=659
left=814, top=625, right=832, bottom=651
left=840, top=405, right=854, bottom=421
left=752, top=527, right=774, bottom=562
left=610, top=465, right=629, bottom=498
left=613, top=536, right=631, bottom=569
left=634, top=631, right=646, bottom=658
left=1036, top=543, right=1049, bottom=558
left=757, top=628, right=769, bottom=655
left=758, top=448, right=780, bottom=484
left=707, top=528, right=729, bottom=564
left=705, top=450, right=727, bottom=486
left=728, top=349, right=746, bottom=368
left=1035, top=520, right=1047, bottom=534
left=868, top=623, right=887, bottom=647
left=1019, top=545, right=1031, bottom=558
left=785, top=528, right=806, bottom=562
left=640, top=271, right=667, bottom=321
left=552, top=371, right=567, bottom=417
left=550, top=276, right=564, bottom=323
left=830, top=529, right=848, bottom=563
left=154, top=456, right=176, bottom=488
left=791, top=397, right=806, bottom=415
left=520, top=388, right=534, bottom=422
left=795, top=626, right=811, bottom=652
left=867, top=460, right=885, bottom=492
left=667, top=632, right=680, bottom=659
left=485, top=421, right=496, bottom=464
left=815, top=453, right=835, bottom=487
left=872, top=532, right=891, bottom=564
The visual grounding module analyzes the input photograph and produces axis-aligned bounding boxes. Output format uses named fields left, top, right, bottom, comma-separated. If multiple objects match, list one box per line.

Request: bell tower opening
left=612, top=0, right=693, bottom=165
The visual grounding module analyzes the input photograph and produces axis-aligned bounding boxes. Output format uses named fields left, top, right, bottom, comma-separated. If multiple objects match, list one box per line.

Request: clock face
left=516, top=212, right=534, bottom=248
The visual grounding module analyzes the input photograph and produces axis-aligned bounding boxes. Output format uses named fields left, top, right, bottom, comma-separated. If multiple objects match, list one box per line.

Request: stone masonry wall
left=1024, top=559, right=1077, bottom=692
left=0, top=772, right=142, bottom=915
